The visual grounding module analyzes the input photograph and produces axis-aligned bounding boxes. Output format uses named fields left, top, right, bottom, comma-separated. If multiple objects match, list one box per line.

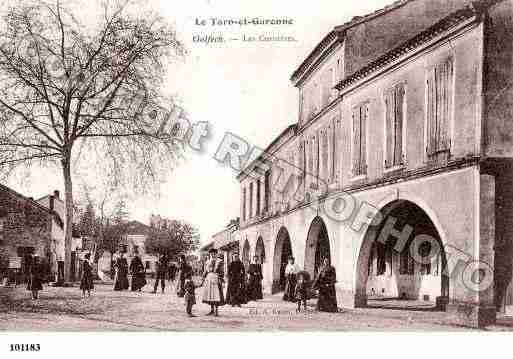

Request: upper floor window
left=249, top=182, right=253, bottom=219
left=426, top=58, right=453, bottom=159
left=264, top=170, right=271, bottom=213
left=384, top=83, right=406, bottom=169
left=352, top=102, right=369, bottom=177
left=242, top=188, right=246, bottom=222
left=256, top=180, right=261, bottom=216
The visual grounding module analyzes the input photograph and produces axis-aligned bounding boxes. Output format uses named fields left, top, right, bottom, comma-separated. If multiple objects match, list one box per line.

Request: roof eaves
left=335, top=5, right=480, bottom=92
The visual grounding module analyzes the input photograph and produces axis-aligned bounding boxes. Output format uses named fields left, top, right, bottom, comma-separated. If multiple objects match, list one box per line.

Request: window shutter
left=360, top=105, right=368, bottom=174
left=394, top=84, right=404, bottom=165
left=440, top=59, right=452, bottom=151
left=385, top=90, right=394, bottom=168
left=426, top=69, right=436, bottom=155
left=352, top=108, right=361, bottom=175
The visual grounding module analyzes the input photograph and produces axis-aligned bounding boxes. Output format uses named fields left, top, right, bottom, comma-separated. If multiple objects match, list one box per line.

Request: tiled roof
left=335, top=5, right=480, bottom=91
left=290, top=0, right=413, bottom=83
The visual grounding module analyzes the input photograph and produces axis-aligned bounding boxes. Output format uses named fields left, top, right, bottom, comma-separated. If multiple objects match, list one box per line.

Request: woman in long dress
left=80, top=253, right=94, bottom=297
left=226, top=253, right=246, bottom=306
left=27, top=255, right=43, bottom=299
left=176, top=255, right=192, bottom=297
left=114, top=253, right=129, bottom=291
left=247, top=255, right=263, bottom=301
left=202, top=250, right=223, bottom=316
left=283, top=256, right=299, bottom=301
left=130, top=254, right=146, bottom=292
left=312, top=258, right=338, bottom=312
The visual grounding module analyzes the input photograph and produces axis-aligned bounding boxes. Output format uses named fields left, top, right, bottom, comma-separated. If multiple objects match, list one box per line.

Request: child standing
left=184, top=278, right=196, bottom=317
left=294, top=271, right=309, bottom=313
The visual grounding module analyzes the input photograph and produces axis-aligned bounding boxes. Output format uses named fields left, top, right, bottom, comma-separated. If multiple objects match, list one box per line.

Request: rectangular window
left=0, top=218, right=4, bottom=232
left=242, top=188, right=246, bottom=221
left=352, top=103, right=368, bottom=177
left=426, top=58, right=453, bottom=158
left=322, top=68, right=333, bottom=107
left=264, top=171, right=270, bottom=213
left=256, top=180, right=261, bottom=216
left=249, top=183, right=253, bottom=219
left=385, top=83, right=405, bottom=168
left=321, top=129, right=329, bottom=181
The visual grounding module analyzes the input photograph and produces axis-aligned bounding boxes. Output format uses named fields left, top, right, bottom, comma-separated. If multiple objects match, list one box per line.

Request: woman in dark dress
left=247, top=255, right=263, bottom=301
left=312, top=258, right=338, bottom=312
left=176, top=255, right=192, bottom=297
left=130, top=254, right=146, bottom=292
left=114, top=253, right=129, bottom=291
left=80, top=253, right=94, bottom=297
left=27, top=255, right=43, bottom=299
left=226, top=253, right=246, bottom=306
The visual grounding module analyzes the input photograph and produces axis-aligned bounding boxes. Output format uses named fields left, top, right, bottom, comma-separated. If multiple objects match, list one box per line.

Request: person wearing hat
left=201, top=249, right=224, bottom=316
left=176, top=254, right=192, bottom=297
left=113, top=252, right=129, bottom=291
left=247, top=255, right=263, bottom=302
left=80, top=253, right=94, bottom=297
left=312, top=257, right=338, bottom=312
left=283, top=256, right=300, bottom=301
left=27, top=255, right=43, bottom=300
left=130, top=251, right=147, bottom=292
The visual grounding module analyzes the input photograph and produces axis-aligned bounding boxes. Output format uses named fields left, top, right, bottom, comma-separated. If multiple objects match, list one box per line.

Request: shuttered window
left=242, top=188, right=246, bottom=221
left=426, top=58, right=453, bottom=158
left=321, top=129, right=329, bottom=181
left=249, top=182, right=253, bottom=219
left=256, top=179, right=261, bottom=216
left=385, top=83, right=405, bottom=168
left=352, top=103, right=368, bottom=177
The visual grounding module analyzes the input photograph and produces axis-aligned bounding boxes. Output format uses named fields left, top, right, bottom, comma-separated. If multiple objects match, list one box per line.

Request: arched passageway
left=255, top=236, right=265, bottom=263
left=355, top=200, right=449, bottom=311
left=304, top=216, right=331, bottom=279
left=272, top=227, right=293, bottom=293
left=242, top=239, right=250, bottom=271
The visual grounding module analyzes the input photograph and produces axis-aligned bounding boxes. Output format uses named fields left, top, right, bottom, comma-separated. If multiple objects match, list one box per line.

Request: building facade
left=234, top=0, right=513, bottom=327
left=0, top=184, right=53, bottom=284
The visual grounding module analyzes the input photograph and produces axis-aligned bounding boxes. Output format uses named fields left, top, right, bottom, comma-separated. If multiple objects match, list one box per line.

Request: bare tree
left=0, top=0, right=187, bottom=281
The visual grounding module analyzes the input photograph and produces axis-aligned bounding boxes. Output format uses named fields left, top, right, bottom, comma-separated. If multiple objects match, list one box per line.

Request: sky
left=5, top=0, right=394, bottom=245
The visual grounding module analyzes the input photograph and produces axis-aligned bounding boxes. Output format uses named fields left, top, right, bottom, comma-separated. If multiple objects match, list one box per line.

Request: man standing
left=153, top=254, right=168, bottom=294
left=226, top=252, right=246, bottom=307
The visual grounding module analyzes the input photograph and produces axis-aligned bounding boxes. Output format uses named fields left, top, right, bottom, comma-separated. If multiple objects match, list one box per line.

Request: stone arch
left=255, top=236, right=266, bottom=264
left=354, top=198, right=449, bottom=310
left=304, top=216, right=331, bottom=278
left=272, top=226, right=293, bottom=293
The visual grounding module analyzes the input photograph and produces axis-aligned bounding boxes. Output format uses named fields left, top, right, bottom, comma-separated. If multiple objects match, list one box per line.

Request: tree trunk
left=62, top=156, right=74, bottom=283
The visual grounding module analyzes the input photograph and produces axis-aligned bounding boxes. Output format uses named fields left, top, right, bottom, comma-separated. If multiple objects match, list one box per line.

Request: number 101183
left=10, top=344, right=40, bottom=352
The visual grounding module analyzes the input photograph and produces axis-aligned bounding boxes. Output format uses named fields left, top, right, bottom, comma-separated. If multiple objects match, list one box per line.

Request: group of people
left=282, top=256, right=338, bottom=313
left=112, top=252, right=180, bottom=294
left=181, top=249, right=264, bottom=317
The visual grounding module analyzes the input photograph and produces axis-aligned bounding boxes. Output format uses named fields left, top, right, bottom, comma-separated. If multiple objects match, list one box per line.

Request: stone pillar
left=447, top=173, right=496, bottom=327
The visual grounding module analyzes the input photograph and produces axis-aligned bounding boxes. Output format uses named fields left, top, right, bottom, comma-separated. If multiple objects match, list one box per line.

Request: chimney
left=54, top=190, right=60, bottom=199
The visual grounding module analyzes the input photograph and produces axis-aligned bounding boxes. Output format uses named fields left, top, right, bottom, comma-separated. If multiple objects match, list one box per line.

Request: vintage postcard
left=0, top=0, right=513, bottom=351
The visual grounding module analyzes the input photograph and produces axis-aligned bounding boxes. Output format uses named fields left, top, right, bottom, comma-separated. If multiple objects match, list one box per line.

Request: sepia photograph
left=0, top=0, right=513, bottom=353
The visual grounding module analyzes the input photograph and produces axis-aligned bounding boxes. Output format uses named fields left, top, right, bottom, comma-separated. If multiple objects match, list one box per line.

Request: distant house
left=36, top=190, right=82, bottom=282
left=117, top=220, right=158, bottom=275
left=0, top=184, right=53, bottom=284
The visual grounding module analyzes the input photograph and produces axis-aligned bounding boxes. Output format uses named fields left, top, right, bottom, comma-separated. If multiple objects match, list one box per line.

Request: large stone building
left=0, top=184, right=53, bottom=283
left=232, top=0, right=513, bottom=327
